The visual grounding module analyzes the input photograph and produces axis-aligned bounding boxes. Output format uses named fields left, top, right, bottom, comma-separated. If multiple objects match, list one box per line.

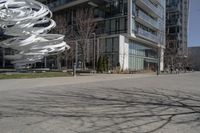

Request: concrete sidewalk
left=0, top=73, right=155, bottom=91
left=0, top=72, right=200, bottom=133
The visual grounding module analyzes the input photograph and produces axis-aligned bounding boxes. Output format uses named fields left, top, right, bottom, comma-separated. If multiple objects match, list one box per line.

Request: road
left=0, top=72, right=200, bottom=133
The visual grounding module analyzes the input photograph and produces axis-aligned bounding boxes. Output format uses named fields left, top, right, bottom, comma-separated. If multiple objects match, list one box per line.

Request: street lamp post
left=157, top=47, right=160, bottom=76
left=92, top=33, right=96, bottom=71
left=73, top=41, right=78, bottom=77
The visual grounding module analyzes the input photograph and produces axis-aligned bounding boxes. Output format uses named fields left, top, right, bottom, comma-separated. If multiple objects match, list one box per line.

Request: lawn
left=0, top=72, right=72, bottom=79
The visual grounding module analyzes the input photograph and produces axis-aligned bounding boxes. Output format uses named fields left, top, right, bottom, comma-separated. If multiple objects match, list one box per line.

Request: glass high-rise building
left=165, top=0, right=189, bottom=67
left=17, top=0, right=166, bottom=71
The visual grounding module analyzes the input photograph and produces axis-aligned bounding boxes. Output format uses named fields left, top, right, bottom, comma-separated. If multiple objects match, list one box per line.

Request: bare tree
left=53, top=8, right=97, bottom=70
left=73, top=8, right=97, bottom=69
left=164, top=37, right=178, bottom=70
left=52, top=11, right=69, bottom=70
left=53, top=11, right=76, bottom=69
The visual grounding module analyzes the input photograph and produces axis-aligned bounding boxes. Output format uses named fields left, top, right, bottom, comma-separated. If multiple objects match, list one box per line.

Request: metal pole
left=73, top=41, right=78, bottom=77
left=157, top=47, right=160, bottom=76
left=97, top=38, right=99, bottom=62
left=92, top=33, right=96, bottom=71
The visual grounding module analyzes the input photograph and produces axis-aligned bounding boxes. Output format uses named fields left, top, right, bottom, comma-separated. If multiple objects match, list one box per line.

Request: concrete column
left=119, top=35, right=129, bottom=70
left=127, top=0, right=133, bottom=35
left=159, top=47, right=164, bottom=71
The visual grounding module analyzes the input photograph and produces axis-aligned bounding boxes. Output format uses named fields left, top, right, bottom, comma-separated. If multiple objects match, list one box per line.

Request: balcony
left=136, top=0, right=161, bottom=18
left=167, top=19, right=181, bottom=26
left=136, top=28, right=158, bottom=43
left=47, top=0, right=74, bottom=9
left=150, top=0, right=160, bottom=5
left=166, top=4, right=181, bottom=12
left=136, top=10, right=159, bottom=30
left=47, top=0, right=90, bottom=12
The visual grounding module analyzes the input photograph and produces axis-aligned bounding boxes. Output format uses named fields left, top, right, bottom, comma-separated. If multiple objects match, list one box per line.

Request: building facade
left=7, top=0, right=165, bottom=72
left=188, top=47, right=200, bottom=71
left=165, top=0, right=189, bottom=67
left=0, top=28, right=15, bottom=68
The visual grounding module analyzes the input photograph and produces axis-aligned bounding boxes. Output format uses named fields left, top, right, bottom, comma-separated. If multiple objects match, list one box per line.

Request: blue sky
left=188, top=0, right=200, bottom=47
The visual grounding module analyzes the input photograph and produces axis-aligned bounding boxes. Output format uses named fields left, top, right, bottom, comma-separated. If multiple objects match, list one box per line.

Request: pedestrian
left=170, top=66, right=173, bottom=74
left=176, top=67, right=179, bottom=74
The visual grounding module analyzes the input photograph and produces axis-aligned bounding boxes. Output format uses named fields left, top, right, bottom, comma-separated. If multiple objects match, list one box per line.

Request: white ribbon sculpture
left=0, top=0, right=69, bottom=68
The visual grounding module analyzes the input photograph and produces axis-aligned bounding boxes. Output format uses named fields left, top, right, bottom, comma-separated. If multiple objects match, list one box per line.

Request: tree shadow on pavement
left=0, top=87, right=200, bottom=133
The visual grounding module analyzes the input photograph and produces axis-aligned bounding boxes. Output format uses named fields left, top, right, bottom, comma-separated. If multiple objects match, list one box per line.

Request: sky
left=188, top=0, right=200, bottom=47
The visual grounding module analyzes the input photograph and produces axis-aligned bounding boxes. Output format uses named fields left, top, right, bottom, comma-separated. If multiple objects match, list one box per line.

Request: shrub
left=97, top=56, right=103, bottom=73
left=103, top=55, right=108, bottom=72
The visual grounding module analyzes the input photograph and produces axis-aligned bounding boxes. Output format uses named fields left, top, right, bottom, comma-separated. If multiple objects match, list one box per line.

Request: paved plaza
left=0, top=72, right=200, bottom=133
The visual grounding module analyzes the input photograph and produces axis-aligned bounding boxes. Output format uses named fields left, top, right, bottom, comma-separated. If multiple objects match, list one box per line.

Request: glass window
left=129, top=56, right=133, bottom=70
left=107, top=54, right=112, bottom=68
left=99, top=38, right=105, bottom=53
left=113, top=37, right=119, bottom=52
left=111, top=19, right=116, bottom=33
left=104, top=17, right=127, bottom=35
left=120, top=18, right=125, bottom=31
left=106, top=38, right=112, bottom=52
left=105, top=20, right=110, bottom=34
left=113, top=54, right=119, bottom=66
left=132, top=1, right=136, bottom=15
left=128, top=40, right=157, bottom=71
left=132, top=18, right=136, bottom=32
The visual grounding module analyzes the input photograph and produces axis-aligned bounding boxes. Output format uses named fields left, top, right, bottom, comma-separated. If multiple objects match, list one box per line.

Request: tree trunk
left=65, top=55, right=68, bottom=69
left=82, top=40, right=87, bottom=70
left=65, top=50, right=68, bottom=69
left=57, top=54, right=62, bottom=71
left=82, top=52, right=86, bottom=70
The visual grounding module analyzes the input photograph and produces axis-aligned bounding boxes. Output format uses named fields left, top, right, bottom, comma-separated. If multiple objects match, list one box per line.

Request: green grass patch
left=0, top=72, right=72, bottom=80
